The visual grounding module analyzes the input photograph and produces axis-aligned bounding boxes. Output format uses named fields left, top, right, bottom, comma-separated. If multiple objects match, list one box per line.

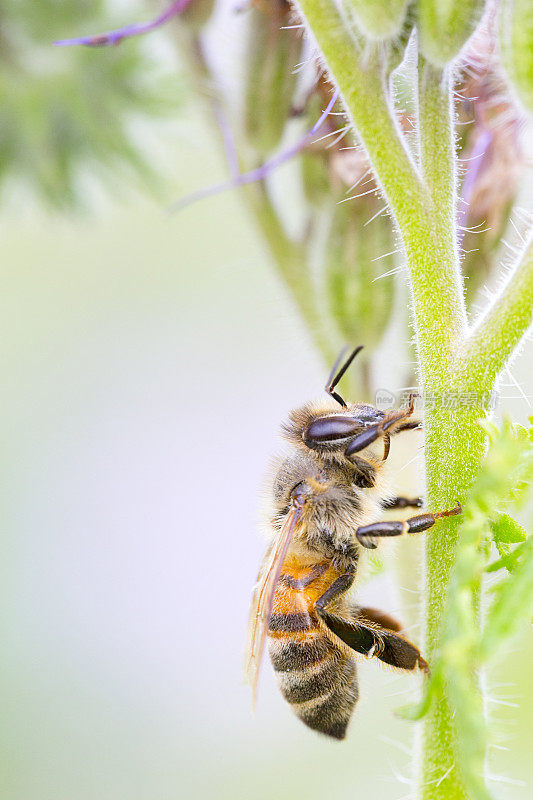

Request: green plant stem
left=293, top=2, right=491, bottom=798
left=295, top=0, right=466, bottom=379
left=415, top=60, right=485, bottom=800
left=417, top=406, right=488, bottom=800
left=418, top=61, right=465, bottom=334
left=245, top=182, right=337, bottom=365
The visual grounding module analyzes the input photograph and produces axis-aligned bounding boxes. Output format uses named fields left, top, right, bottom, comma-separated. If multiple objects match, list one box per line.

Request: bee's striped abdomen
left=267, top=561, right=359, bottom=740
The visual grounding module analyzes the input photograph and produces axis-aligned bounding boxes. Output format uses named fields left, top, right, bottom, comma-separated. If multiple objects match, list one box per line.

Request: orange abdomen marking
left=266, top=554, right=359, bottom=740
left=267, top=556, right=334, bottom=634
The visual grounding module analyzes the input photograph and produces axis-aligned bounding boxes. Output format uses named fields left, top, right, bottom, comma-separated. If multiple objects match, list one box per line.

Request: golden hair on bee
left=245, top=346, right=461, bottom=739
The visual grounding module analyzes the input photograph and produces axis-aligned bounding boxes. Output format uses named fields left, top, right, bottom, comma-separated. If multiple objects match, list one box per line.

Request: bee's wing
left=244, top=504, right=303, bottom=707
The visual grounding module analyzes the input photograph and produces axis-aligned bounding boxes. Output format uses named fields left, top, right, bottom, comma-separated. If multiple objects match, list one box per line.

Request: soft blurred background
left=1, top=2, right=532, bottom=799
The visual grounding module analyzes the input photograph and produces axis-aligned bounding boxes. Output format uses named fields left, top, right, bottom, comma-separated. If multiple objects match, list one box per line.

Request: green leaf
left=446, top=663, right=494, bottom=800
left=478, top=419, right=500, bottom=444
left=490, top=512, right=527, bottom=544
left=481, top=536, right=533, bottom=659
left=396, top=671, right=441, bottom=721
left=486, top=538, right=529, bottom=573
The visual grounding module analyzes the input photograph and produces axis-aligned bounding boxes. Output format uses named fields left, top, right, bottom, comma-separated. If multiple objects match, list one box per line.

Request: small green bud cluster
left=324, top=194, right=394, bottom=352
left=344, top=0, right=411, bottom=41
left=417, top=0, right=485, bottom=65
left=343, top=0, right=533, bottom=115
left=342, top=0, right=485, bottom=64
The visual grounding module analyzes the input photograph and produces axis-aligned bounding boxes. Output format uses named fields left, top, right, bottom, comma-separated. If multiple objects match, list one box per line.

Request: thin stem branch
left=245, top=182, right=338, bottom=365
left=178, top=29, right=336, bottom=366
left=459, top=229, right=533, bottom=386
left=412, top=60, right=467, bottom=384
left=418, top=61, right=465, bottom=318
left=419, top=63, right=457, bottom=219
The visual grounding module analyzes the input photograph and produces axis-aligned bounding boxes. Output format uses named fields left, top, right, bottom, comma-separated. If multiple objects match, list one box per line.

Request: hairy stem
left=293, top=2, right=493, bottom=798
left=458, top=229, right=533, bottom=387
left=295, top=0, right=466, bottom=380
left=415, top=60, right=482, bottom=800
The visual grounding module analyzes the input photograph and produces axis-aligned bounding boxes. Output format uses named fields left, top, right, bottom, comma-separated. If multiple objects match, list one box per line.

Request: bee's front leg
left=382, top=495, right=423, bottom=510
left=344, top=394, right=417, bottom=459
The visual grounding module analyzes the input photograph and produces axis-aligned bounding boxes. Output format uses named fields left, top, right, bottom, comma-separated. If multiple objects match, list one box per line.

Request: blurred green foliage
left=325, top=195, right=394, bottom=351
left=400, top=419, right=533, bottom=800
left=0, top=0, right=179, bottom=208
left=245, top=2, right=302, bottom=156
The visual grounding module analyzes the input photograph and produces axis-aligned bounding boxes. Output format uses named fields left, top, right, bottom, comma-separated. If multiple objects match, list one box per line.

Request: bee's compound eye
left=304, top=415, right=360, bottom=445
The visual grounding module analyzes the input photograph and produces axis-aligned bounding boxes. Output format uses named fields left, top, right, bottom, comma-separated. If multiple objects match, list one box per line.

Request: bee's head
left=282, top=401, right=385, bottom=462
left=281, top=346, right=398, bottom=468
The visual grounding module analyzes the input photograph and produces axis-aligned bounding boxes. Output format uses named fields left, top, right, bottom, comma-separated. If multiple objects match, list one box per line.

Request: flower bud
left=301, top=151, right=332, bottom=207
left=457, top=18, right=524, bottom=299
left=299, top=90, right=340, bottom=207
left=417, top=0, right=485, bottom=65
left=345, top=0, right=410, bottom=40
left=500, top=0, right=533, bottom=114
left=245, top=2, right=302, bottom=155
left=325, top=196, right=395, bottom=352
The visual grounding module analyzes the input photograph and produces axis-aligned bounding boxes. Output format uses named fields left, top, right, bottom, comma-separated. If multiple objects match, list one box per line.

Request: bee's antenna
left=325, top=345, right=364, bottom=408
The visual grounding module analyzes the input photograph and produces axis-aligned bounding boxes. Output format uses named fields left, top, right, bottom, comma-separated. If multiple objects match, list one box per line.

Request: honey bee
left=245, top=346, right=461, bottom=740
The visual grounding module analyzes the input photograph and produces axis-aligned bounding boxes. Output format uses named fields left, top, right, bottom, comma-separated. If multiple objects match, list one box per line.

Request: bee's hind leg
left=313, top=575, right=429, bottom=673
left=357, top=607, right=429, bottom=673
left=358, top=606, right=403, bottom=632
left=319, top=608, right=429, bottom=674
left=355, top=503, right=462, bottom=549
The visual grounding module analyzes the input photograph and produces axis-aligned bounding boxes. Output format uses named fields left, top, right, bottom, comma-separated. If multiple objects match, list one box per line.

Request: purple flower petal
left=457, top=127, right=493, bottom=248
left=54, top=0, right=193, bottom=47
left=170, top=89, right=341, bottom=213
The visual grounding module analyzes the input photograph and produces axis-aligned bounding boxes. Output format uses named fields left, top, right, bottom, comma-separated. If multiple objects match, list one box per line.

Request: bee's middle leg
left=314, top=568, right=356, bottom=612
left=355, top=503, right=462, bottom=549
